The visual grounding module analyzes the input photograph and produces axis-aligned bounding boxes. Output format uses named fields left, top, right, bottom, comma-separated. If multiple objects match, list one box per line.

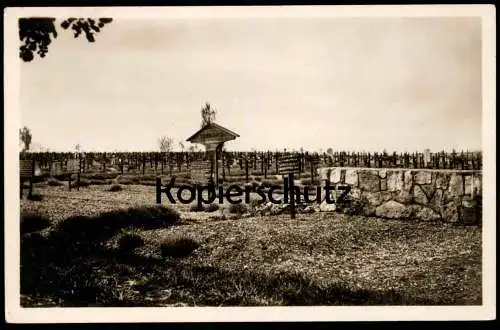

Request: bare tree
left=158, top=136, right=174, bottom=153
left=201, top=102, right=216, bottom=127
left=19, top=126, right=32, bottom=152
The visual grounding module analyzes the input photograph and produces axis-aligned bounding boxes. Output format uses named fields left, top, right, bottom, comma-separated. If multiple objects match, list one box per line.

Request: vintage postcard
left=4, top=5, right=496, bottom=323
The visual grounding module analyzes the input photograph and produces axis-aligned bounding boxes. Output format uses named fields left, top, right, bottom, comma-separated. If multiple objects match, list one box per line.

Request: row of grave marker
left=156, top=154, right=303, bottom=219
left=20, top=159, right=83, bottom=199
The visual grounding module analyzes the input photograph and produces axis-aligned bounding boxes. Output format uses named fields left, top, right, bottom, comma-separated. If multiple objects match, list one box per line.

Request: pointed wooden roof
left=186, top=122, right=240, bottom=144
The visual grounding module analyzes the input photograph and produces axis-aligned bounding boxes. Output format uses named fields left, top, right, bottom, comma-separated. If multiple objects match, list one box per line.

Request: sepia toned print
left=5, top=5, right=496, bottom=323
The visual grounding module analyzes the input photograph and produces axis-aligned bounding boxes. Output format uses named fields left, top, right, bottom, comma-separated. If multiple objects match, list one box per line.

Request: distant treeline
left=20, top=150, right=482, bottom=171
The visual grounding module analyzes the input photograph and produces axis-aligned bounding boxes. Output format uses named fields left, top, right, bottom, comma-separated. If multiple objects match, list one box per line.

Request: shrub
left=205, top=203, right=220, bottom=213
left=27, top=193, right=43, bottom=201
left=21, top=211, right=50, bottom=235
left=56, top=205, right=181, bottom=240
left=125, top=205, right=181, bottom=229
left=228, top=203, right=248, bottom=214
left=118, top=232, right=144, bottom=252
left=160, top=235, right=200, bottom=258
left=47, top=177, right=64, bottom=186
left=108, top=184, right=123, bottom=192
left=190, top=203, right=205, bottom=212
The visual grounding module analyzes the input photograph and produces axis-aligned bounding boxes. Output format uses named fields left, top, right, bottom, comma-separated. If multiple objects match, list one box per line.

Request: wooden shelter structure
left=186, top=122, right=239, bottom=184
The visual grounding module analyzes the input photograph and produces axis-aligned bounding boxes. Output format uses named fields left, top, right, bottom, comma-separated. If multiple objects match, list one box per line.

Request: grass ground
left=20, top=184, right=482, bottom=307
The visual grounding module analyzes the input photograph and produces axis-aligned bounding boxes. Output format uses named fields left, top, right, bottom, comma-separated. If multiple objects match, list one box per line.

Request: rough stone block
left=317, top=168, right=330, bottom=181
left=394, top=190, right=413, bottom=204
left=413, top=185, right=428, bottom=204
left=448, top=173, right=464, bottom=197
left=375, top=200, right=407, bottom=219
left=381, top=191, right=393, bottom=202
left=429, top=189, right=444, bottom=213
left=362, top=204, right=376, bottom=216
left=404, top=171, right=413, bottom=191
left=387, top=171, right=404, bottom=192
left=363, top=191, right=384, bottom=206
left=319, top=201, right=336, bottom=212
left=330, top=168, right=342, bottom=184
left=415, top=206, right=441, bottom=221
left=414, top=171, right=432, bottom=185
left=348, top=188, right=361, bottom=200
left=420, top=184, right=436, bottom=200
left=435, top=172, right=451, bottom=189
left=358, top=170, right=380, bottom=191
left=345, top=169, right=358, bottom=186
left=380, top=178, right=387, bottom=191
left=442, top=201, right=460, bottom=223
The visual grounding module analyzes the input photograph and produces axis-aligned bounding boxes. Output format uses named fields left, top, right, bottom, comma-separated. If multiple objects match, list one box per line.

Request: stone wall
left=317, top=167, right=482, bottom=225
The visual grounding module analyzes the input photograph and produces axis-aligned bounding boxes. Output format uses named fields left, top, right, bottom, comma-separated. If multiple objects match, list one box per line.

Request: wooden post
left=221, top=150, right=225, bottom=181
left=27, top=159, right=35, bottom=199
left=214, top=150, right=219, bottom=185
left=68, top=173, right=72, bottom=191
left=289, top=173, right=296, bottom=219
left=156, top=177, right=162, bottom=204
left=245, top=158, right=249, bottom=183
left=264, top=155, right=268, bottom=179
left=310, top=159, right=314, bottom=185
left=76, top=171, right=80, bottom=191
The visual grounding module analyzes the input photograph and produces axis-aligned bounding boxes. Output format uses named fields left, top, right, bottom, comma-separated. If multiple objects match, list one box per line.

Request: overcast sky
left=20, top=16, right=482, bottom=152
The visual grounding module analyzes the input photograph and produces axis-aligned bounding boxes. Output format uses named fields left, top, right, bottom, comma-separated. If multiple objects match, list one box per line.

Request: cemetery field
left=20, top=184, right=482, bottom=307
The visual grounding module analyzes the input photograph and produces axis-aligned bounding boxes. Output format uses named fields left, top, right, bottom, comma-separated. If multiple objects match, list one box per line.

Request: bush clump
left=118, top=231, right=144, bottom=252
left=205, top=203, right=220, bottom=213
left=108, top=184, right=123, bottom=192
left=189, top=203, right=206, bottom=212
left=21, top=211, right=50, bottom=235
left=56, top=205, right=181, bottom=240
left=228, top=203, right=248, bottom=214
left=160, top=235, right=200, bottom=258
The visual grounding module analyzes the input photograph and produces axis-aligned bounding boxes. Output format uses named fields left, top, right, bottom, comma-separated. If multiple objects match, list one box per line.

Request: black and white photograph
left=4, top=5, right=496, bottom=322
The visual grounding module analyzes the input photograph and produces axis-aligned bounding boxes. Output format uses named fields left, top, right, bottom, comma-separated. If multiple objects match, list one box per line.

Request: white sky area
left=20, top=17, right=482, bottom=152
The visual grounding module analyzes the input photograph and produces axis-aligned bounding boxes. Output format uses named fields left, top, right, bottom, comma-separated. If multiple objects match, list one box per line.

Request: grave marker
left=190, top=159, right=213, bottom=184
left=278, top=154, right=302, bottom=219
left=20, top=159, right=35, bottom=199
